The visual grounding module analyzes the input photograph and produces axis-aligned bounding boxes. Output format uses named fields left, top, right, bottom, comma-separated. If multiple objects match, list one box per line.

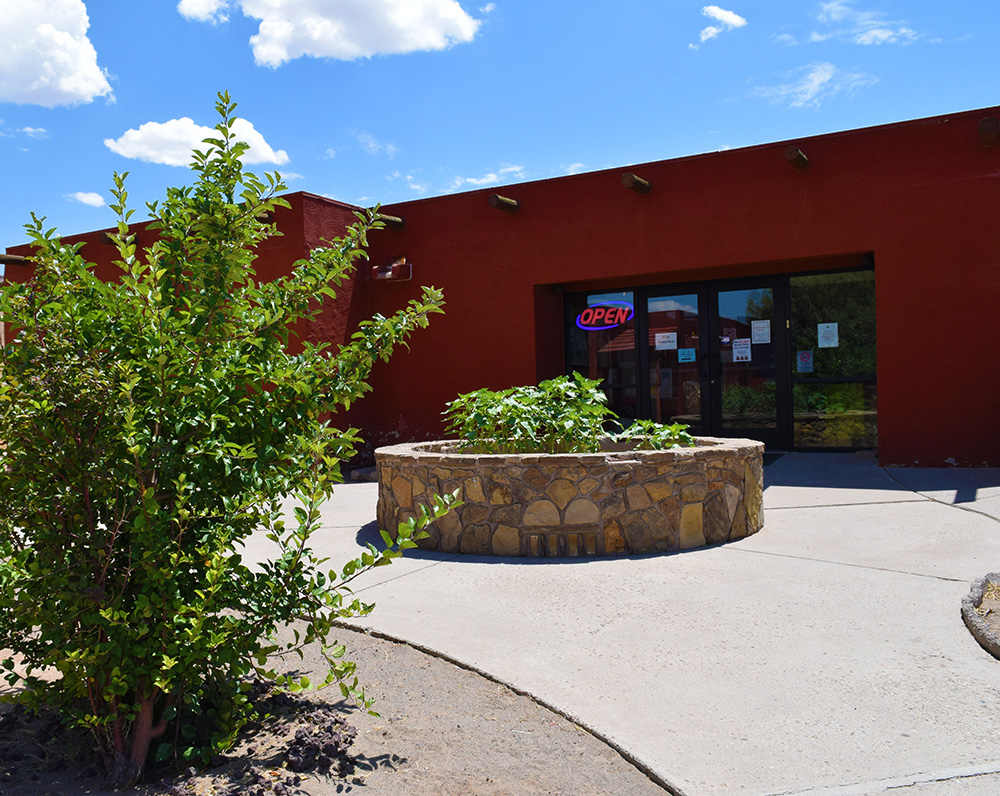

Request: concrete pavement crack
left=881, top=468, right=1000, bottom=526
left=347, top=555, right=461, bottom=594
left=766, top=499, right=927, bottom=510
left=727, top=546, right=968, bottom=583
left=758, top=760, right=1000, bottom=795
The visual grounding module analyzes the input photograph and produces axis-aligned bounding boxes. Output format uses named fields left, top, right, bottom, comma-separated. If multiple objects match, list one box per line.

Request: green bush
left=443, top=372, right=693, bottom=454
left=0, top=93, right=456, bottom=788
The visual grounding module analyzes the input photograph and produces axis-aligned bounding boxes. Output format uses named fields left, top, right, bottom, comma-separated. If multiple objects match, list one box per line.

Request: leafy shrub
left=443, top=373, right=693, bottom=454
left=0, top=93, right=456, bottom=788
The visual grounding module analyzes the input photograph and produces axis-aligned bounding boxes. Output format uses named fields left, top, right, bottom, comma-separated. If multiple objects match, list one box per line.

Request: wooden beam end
left=621, top=173, right=651, bottom=194
left=488, top=194, right=520, bottom=213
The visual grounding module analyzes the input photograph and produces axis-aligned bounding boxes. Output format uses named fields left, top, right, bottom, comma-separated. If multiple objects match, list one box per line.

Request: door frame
left=565, top=262, right=877, bottom=452
left=637, top=276, right=792, bottom=449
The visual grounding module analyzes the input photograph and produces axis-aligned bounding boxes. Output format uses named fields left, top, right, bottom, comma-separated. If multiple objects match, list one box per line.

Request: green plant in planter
left=618, top=418, right=695, bottom=450
left=443, top=373, right=694, bottom=454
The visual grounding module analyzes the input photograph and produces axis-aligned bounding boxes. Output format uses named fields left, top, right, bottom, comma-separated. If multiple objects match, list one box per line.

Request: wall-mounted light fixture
left=372, top=257, right=412, bottom=281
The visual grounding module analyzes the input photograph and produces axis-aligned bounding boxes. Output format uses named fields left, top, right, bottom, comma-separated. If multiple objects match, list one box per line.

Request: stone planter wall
left=375, top=437, right=764, bottom=557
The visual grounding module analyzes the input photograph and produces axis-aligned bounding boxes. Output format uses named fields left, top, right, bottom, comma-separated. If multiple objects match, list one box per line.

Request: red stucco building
left=6, top=105, right=1000, bottom=467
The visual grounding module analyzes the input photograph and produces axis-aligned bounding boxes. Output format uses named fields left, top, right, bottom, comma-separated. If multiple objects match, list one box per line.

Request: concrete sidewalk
left=247, top=453, right=1000, bottom=796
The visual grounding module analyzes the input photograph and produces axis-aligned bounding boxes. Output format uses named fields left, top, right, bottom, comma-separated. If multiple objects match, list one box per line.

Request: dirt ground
left=0, top=626, right=672, bottom=796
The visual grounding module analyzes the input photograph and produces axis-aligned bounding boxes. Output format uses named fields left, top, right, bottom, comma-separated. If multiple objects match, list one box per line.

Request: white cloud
left=854, top=26, right=916, bottom=45
left=564, top=162, right=585, bottom=175
left=177, top=0, right=228, bottom=23
left=753, top=61, right=877, bottom=108
left=704, top=5, right=747, bottom=29
left=447, top=164, right=524, bottom=191
left=406, top=175, right=430, bottom=195
left=692, top=5, right=747, bottom=48
left=19, top=126, right=48, bottom=138
left=185, top=0, right=482, bottom=67
left=813, top=1, right=919, bottom=46
left=324, top=147, right=337, bottom=159
left=649, top=298, right=698, bottom=315
left=356, top=132, right=397, bottom=158
left=480, top=2, right=495, bottom=12
left=104, top=117, right=289, bottom=166
left=66, top=191, right=105, bottom=207
left=0, top=0, right=113, bottom=107
left=177, top=0, right=230, bottom=23
left=818, top=0, right=853, bottom=24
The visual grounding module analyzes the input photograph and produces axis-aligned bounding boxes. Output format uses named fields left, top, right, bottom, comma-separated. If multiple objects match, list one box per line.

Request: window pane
left=794, top=382, right=878, bottom=448
left=790, top=269, right=877, bottom=449
left=718, top=287, right=777, bottom=429
left=790, top=271, right=876, bottom=379
left=647, top=293, right=701, bottom=426
left=566, top=291, right=638, bottom=421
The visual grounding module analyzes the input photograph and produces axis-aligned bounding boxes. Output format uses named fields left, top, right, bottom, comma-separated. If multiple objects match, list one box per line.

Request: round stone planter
left=375, top=437, right=764, bottom=557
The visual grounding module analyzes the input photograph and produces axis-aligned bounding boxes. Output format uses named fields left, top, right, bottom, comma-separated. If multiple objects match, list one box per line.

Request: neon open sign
left=576, top=301, right=635, bottom=330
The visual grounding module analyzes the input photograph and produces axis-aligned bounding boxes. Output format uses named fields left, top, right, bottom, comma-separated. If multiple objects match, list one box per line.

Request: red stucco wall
left=357, top=107, right=1000, bottom=466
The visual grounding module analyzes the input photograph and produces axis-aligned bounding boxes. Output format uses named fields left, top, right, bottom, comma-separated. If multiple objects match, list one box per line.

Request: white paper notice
left=818, top=322, right=839, bottom=348
left=654, top=331, right=677, bottom=351
left=751, top=320, right=771, bottom=344
left=733, top=338, right=752, bottom=362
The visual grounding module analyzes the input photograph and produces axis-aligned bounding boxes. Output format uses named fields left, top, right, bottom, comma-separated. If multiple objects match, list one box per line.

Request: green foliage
left=793, top=382, right=869, bottom=415
left=0, top=92, right=456, bottom=788
left=789, top=271, right=876, bottom=379
left=616, top=418, right=695, bottom=450
left=443, top=372, right=693, bottom=454
left=721, top=382, right=776, bottom=419
left=443, top=372, right=613, bottom=454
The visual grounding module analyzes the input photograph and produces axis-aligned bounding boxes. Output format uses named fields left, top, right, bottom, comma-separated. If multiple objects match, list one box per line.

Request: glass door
left=573, top=267, right=874, bottom=451
left=710, top=281, right=789, bottom=449
left=639, top=278, right=790, bottom=447
left=643, top=292, right=707, bottom=434
left=565, top=291, right=639, bottom=421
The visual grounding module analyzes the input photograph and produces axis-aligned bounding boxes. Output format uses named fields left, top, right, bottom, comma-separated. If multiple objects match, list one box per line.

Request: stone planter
left=375, top=437, right=764, bottom=557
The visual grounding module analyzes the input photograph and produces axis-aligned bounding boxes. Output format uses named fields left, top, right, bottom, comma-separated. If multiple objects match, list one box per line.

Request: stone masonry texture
left=375, top=438, right=764, bottom=557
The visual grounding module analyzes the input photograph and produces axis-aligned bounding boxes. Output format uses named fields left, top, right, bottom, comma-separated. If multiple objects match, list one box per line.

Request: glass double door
left=639, top=278, right=790, bottom=448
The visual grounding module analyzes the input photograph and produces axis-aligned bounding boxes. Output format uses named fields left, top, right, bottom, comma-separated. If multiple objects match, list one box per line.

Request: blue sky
left=1, top=1, right=996, bottom=255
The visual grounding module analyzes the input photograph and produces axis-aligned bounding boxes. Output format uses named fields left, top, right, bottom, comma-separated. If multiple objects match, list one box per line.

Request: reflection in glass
left=790, top=271, right=877, bottom=448
left=647, top=293, right=701, bottom=427
left=793, top=382, right=877, bottom=448
left=566, top=292, right=637, bottom=421
left=718, top=287, right=776, bottom=429
left=790, top=272, right=876, bottom=379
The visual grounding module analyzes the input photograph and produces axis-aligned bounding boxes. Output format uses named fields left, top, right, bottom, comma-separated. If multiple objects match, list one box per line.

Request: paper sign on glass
left=797, top=350, right=814, bottom=373
left=733, top=339, right=752, bottom=362
left=818, top=322, right=839, bottom=348
left=751, top=320, right=771, bottom=344
left=678, top=348, right=697, bottom=363
left=654, top=332, right=677, bottom=351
